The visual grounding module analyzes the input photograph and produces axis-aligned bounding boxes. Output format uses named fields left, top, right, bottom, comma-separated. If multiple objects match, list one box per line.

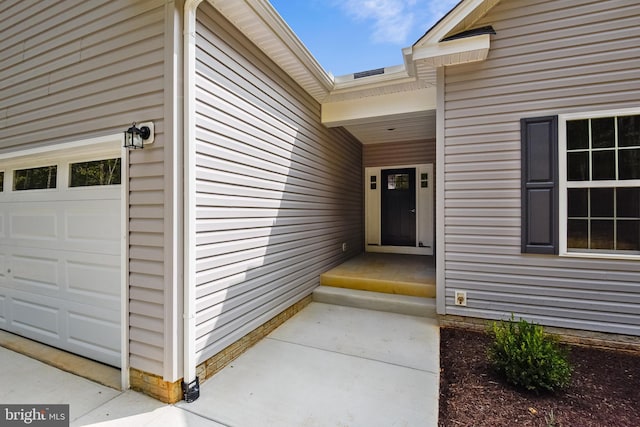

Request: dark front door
left=381, top=168, right=416, bottom=246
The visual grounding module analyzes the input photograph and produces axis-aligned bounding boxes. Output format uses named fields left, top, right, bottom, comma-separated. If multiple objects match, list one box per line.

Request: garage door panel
left=0, top=295, right=6, bottom=325
left=12, top=297, right=60, bottom=338
left=12, top=255, right=59, bottom=290
left=67, top=258, right=120, bottom=300
left=0, top=152, right=122, bottom=367
left=10, top=211, right=57, bottom=241
left=3, top=202, right=119, bottom=255
left=68, top=310, right=120, bottom=359
left=66, top=211, right=120, bottom=244
left=1, top=249, right=120, bottom=307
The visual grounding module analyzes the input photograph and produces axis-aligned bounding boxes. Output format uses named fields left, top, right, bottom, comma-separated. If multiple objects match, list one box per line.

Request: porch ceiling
left=321, top=80, right=437, bottom=145
left=343, top=110, right=436, bottom=145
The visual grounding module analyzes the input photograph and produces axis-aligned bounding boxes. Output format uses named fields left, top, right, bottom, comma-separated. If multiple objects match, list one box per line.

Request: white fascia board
left=332, top=67, right=414, bottom=94
left=322, top=86, right=436, bottom=127
left=411, top=34, right=490, bottom=67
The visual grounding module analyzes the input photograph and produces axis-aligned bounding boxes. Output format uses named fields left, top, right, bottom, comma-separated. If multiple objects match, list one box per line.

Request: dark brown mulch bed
left=439, top=327, right=640, bottom=427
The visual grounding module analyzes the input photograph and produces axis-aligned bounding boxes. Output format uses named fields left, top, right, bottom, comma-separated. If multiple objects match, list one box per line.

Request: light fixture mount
left=124, top=121, right=154, bottom=149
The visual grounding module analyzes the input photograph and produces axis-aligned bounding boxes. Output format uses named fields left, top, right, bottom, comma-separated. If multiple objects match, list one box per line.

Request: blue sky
left=269, top=0, right=460, bottom=76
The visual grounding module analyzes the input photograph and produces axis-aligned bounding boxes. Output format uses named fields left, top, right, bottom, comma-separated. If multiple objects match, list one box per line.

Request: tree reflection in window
left=387, top=173, right=409, bottom=190
left=70, top=158, right=121, bottom=187
left=14, top=165, right=57, bottom=190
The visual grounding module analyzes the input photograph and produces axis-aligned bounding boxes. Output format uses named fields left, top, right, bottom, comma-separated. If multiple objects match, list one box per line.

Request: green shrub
left=487, top=316, right=572, bottom=393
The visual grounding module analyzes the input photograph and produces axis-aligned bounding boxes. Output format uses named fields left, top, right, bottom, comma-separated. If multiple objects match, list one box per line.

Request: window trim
left=559, top=107, right=640, bottom=259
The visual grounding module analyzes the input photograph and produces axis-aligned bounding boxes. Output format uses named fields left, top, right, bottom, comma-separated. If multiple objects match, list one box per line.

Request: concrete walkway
left=1, top=302, right=440, bottom=426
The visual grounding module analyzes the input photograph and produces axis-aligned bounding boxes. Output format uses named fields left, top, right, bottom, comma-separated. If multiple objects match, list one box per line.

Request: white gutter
left=183, top=0, right=203, bottom=401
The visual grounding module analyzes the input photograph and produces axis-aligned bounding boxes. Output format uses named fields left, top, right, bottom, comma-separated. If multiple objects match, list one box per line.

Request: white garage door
left=0, top=151, right=122, bottom=367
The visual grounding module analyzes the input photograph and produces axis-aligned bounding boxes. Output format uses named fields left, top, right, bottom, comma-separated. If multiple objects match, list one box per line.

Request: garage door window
left=70, top=158, right=121, bottom=187
left=14, top=165, right=57, bottom=190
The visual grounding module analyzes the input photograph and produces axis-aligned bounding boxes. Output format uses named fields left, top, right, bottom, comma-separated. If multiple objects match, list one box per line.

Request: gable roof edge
left=414, top=0, right=499, bottom=46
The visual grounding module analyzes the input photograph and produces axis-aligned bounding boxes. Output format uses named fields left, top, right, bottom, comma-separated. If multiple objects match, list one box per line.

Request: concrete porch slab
left=178, top=302, right=439, bottom=427
left=320, top=252, right=436, bottom=297
left=269, top=302, right=439, bottom=372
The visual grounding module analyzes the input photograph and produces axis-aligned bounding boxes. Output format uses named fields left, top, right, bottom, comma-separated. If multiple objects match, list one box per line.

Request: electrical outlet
left=454, top=290, right=467, bottom=306
left=342, top=242, right=348, bottom=252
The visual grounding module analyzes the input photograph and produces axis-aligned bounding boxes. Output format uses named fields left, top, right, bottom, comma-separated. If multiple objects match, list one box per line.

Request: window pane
left=617, top=187, right=640, bottom=218
left=592, top=150, right=615, bottom=180
left=591, top=117, right=615, bottom=148
left=13, top=166, right=57, bottom=190
left=70, top=158, right=121, bottom=187
left=387, top=174, right=409, bottom=190
left=619, top=149, right=640, bottom=180
left=567, top=188, right=588, bottom=217
left=567, top=119, right=589, bottom=150
left=567, top=219, right=588, bottom=249
left=590, top=188, right=614, bottom=218
left=591, top=220, right=614, bottom=249
left=618, top=115, right=640, bottom=147
left=617, top=220, right=640, bottom=251
left=0, top=171, right=3, bottom=192
left=567, top=151, right=589, bottom=181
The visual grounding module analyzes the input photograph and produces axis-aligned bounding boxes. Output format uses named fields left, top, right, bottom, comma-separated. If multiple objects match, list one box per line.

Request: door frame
left=365, top=163, right=434, bottom=255
left=0, top=134, right=129, bottom=388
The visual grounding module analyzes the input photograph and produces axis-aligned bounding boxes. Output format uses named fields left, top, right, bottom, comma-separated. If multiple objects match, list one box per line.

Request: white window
left=559, top=109, right=640, bottom=256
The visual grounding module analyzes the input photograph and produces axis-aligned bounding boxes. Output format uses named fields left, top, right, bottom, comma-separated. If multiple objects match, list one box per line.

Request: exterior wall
left=194, top=4, right=363, bottom=364
left=363, top=139, right=435, bottom=168
left=0, top=0, right=174, bottom=376
left=442, top=0, right=640, bottom=335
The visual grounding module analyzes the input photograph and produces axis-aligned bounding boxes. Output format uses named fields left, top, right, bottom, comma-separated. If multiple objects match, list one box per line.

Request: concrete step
left=312, top=285, right=437, bottom=318
left=319, top=272, right=436, bottom=298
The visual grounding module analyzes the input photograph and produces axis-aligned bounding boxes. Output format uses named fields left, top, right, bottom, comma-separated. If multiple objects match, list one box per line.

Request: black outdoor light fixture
left=123, top=122, right=154, bottom=149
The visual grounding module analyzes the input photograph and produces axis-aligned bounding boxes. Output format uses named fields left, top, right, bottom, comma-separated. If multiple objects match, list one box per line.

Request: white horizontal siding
left=0, top=0, right=170, bottom=375
left=193, top=4, right=362, bottom=363
left=443, top=0, right=640, bottom=336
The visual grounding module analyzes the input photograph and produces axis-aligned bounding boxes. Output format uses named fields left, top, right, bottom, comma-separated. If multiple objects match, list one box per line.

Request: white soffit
left=208, top=0, right=333, bottom=102
left=345, top=111, right=436, bottom=145
left=412, top=34, right=490, bottom=67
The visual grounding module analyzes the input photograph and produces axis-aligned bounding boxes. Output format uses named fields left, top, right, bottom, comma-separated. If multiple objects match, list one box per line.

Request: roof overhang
left=409, top=33, right=490, bottom=67
left=204, top=0, right=499, bottom=145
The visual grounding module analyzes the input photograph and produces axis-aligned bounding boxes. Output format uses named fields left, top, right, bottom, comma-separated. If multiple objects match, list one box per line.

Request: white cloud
left=335, top=0, right=460, bottom=45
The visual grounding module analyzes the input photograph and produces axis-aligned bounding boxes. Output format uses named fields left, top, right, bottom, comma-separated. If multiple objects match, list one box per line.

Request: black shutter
left=521, top=116, right=558, bottom=254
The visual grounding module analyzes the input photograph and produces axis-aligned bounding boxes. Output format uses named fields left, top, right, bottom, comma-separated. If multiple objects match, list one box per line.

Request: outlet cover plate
left=455, top=290, right=467, bottom=306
